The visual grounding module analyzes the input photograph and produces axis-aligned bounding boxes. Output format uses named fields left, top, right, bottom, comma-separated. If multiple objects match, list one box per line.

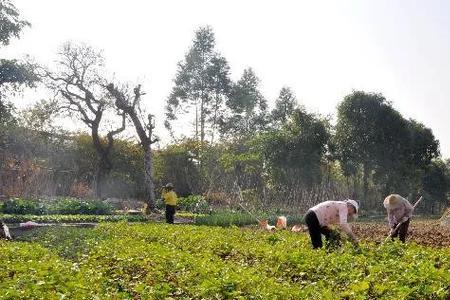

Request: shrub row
left=0, top=214, right=147, bottom=224
left=0, top=197, right=112, bottom=215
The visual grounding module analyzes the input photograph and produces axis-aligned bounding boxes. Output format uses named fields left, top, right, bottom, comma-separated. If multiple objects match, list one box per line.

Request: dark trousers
left=304, top=210, right=334, bottom=249
left=165, top=205, right=176, bottom=224
left=392, top=218, right=410, bottom=243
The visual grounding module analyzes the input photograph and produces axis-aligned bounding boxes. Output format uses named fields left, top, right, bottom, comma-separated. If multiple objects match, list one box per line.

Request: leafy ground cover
left=2, top=222, right=450, bottom=299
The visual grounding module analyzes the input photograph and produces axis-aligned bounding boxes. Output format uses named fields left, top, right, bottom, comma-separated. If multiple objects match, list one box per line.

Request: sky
left=2, top=0, right=450, bottom=158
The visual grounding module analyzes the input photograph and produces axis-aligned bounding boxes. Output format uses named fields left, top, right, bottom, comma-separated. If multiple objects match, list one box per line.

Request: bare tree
left=41, top=42, right=125, bottom=197
left=106, top=83, right=157, bottom=213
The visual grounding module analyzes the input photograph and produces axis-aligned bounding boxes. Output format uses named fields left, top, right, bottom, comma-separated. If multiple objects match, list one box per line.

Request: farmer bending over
left=162, top=183, right=178, bottom=224
left=383, top=194, right=413, bottom=243
left=304, top=200, right=359, bottom=249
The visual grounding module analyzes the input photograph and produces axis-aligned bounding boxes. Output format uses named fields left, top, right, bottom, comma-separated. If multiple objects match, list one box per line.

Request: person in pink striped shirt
left=304, top=200, right=359, bottom=249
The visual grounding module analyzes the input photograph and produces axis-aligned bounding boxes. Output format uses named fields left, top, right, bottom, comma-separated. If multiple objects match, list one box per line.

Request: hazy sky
left=2, top=0, right=450, bottom=158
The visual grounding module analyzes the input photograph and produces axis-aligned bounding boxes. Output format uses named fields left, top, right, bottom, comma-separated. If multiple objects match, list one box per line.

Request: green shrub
left=0, top=214, right=147, bottom=223
left=156, top=194, right=211, bottom=213
left=0, top=197, right=113, bottom=215
left=0, top=198, right=44, bottom=215
left=194, top=209, right=305, bottom=227
left=177, top=195, right=210, bottom=213
left=46, top=198, right=112, bottom=215
left=195, top=210, right=256, bottom=226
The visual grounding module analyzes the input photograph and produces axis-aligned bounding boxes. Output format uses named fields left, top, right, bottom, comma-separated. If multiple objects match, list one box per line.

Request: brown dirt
left=352, top=220, right=450, bottom=247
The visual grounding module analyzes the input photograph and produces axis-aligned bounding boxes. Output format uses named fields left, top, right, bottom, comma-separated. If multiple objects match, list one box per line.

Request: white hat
left=346, top=199, right=359, bottom=213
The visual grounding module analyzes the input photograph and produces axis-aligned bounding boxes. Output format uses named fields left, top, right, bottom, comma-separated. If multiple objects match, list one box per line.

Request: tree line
left=0, top=1, right=448, bottom=214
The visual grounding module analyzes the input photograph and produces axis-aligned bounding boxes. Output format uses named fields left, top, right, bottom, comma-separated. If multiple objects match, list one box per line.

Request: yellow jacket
left=162, top=190, right=177, bottom=206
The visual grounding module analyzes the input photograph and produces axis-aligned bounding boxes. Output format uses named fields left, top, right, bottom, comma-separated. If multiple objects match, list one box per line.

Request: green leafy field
left=2, top=223, right=450, bottom=299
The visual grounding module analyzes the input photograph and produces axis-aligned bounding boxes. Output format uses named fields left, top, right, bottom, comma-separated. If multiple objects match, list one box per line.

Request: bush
left=194, top=209, right=305, bottom=227
left=156, top=194, right=211, bottom=213
left=0, top=198, right=44, bottom=215
left=46, top=198, right=112, bottom=215
left=0, top=214, right=147, bottom=223
left=177, top=195, right=210, bottom=213
left=0, top=197, right=113, bottom=215
left=195, top=210, right=256, bottom=227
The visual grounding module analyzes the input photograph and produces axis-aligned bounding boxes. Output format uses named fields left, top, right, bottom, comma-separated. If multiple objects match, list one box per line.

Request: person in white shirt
left=304, top=199, right=359, bottom=249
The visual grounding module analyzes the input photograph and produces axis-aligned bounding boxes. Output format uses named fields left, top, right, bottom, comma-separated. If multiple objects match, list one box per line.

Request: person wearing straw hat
left=162, top=183, right=178, bottom=224
left=383, top=194, right=413, bottom=243
left=304, top=199, right=359, bottom=249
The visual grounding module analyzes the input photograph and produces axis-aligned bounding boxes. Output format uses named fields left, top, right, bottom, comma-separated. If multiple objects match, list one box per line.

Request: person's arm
left=403, top=200, right=414, bottom=220
left=387, top=209, right=396, bottom=228
left=338, top=206, right=358, bottom=244
left=339, top=223, right=358, bottom=242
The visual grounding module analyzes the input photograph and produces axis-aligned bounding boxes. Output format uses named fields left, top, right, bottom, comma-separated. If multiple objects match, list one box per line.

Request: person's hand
left=399, top=216, right=409, bottom=224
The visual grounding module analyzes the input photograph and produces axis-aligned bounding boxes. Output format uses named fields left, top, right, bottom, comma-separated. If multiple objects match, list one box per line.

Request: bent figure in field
left=304, top=200, right=359, bottom=249
left=162, top=183, right=178, bottom=224
left=0, top=222, right=12, bottom=240
left=383, top=194, right=413, bottom=243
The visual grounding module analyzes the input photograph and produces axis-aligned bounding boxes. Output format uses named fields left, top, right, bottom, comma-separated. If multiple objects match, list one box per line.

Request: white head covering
left=346, top=199, right=359, bottom=213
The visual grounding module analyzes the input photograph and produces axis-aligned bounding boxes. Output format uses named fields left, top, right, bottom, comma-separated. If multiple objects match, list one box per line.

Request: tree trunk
left=363, top=163, right=369, bottom=205
left=144, top=144, right=156, bottom=214
left=91, top=124, right=112, bottom=198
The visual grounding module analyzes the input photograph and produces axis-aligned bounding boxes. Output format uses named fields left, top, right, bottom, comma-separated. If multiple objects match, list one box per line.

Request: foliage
left=221, top=67, right=268, bottom=137
left=194, top=210, right=305, bottom=227
left=257, top=108, right=331, bottom=187
left=3, top=223, right=450, bottom=299
left=335, top=90, right=440, bottom=208
left=177, top=195, right=210, bottom=213
left=0, top=198, right=44, bottom=215
left=0, top=0, right=38, bottom=128
left=0, top=0, right=30, bottom=46
left=153, top=139, right=202, bottom=195
left=270, top=86, right=298, bottom=127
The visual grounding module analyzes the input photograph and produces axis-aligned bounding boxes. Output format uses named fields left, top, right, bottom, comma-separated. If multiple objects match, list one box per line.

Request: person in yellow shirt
left=162, top=183, right=177, bottom=224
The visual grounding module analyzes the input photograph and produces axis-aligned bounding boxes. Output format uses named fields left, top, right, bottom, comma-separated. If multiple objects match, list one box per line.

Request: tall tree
left=165, top=26, right=231, bottom=144
left=106, top=83, right=158, bottom=213
left=335, top=90, right=440, bottom=205
left=271, top=86, right=298, bottom=127
left=41, top=42, right=125, bottom=197
left=335, top=91, right=405, bottom=202
left=221, top=67, right=268, bottom=137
